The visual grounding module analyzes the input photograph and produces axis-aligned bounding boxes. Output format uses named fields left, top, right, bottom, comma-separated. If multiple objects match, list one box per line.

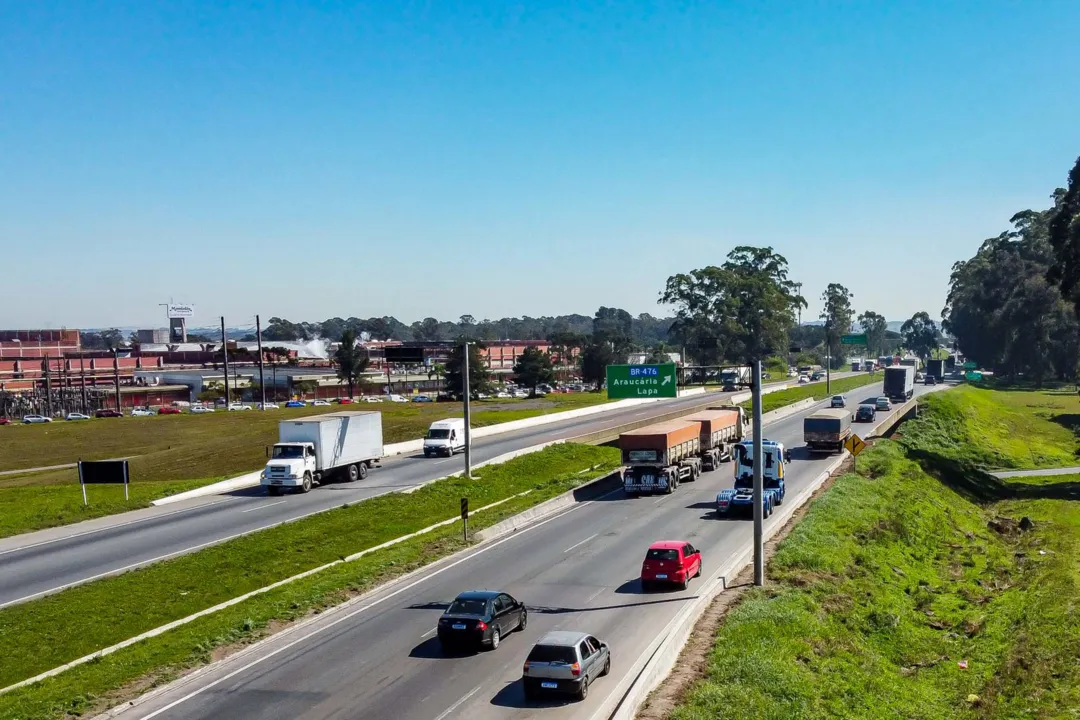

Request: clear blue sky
left=2, top=1, right=1078, bottom=330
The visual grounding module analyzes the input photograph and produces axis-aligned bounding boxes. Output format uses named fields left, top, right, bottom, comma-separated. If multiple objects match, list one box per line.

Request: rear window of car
left=527, top=644, right=578, bottom=664
left=448, top=599, right=487, bottom=615
left=646, top=548, right=680, bottom=561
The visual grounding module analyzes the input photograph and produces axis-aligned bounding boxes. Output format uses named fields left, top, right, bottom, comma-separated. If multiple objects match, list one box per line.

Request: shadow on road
left=409, top=636, right=478, bottom=659
left=489, top=679, right=577, bottom=709
left=406, top=601, right=450, bottom=611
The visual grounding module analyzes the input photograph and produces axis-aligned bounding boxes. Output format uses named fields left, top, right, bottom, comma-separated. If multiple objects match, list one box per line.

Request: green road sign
left=963, top=361, right=977, bottom=370
left=606, top=363, right=678, bottom=399
left=840, top=334, right=867, bottom=345
left=966, top=371, right=983, bottom=381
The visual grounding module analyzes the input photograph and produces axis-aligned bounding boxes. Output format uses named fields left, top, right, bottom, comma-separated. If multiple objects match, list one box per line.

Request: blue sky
left=2, top=1, right=1078, bottom=330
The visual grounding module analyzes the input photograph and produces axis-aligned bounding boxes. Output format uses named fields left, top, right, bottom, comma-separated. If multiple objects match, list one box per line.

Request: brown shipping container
left=683, top=409, right=741, bottom=440
left=620, top=420, right=702, bottom=451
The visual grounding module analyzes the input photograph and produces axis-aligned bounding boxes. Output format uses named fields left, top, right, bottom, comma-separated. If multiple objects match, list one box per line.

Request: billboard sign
left=840, top=334, right=867, bottom=345
left=167, top=304, right=195, bottom=319
left=606, top=363, right=678, bottom=399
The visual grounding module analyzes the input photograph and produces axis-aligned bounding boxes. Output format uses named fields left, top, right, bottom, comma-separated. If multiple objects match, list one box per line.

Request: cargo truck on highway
left=719, top=366, right=751, bottom=388
left=682, top=406, right=748, bottom=470
left=926, top=359, right=945, bottom=382
left=620, top=420, right=703, bottom=496
left=262, top=411, right=383, bottom=495
left=884, top=365, right=915, bottom=403
left=803, top=408, right=853, bottom=454
left=716, top=438, right=788, bottom=518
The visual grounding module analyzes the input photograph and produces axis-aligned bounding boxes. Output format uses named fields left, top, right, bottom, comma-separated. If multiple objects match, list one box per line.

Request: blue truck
left=716, top=438, right=789, bottom=518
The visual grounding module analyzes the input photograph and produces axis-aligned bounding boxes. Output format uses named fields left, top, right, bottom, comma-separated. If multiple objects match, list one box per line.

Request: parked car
left=95, top=409, right=122, bottom=418
left=0, top=418, right=11, bottom=426
left=855, top=404, right=876, bottom=422
left=494, top=391, right=511, bottom=399
left=65, top=412, right=91, bottom=421
left=228, top=403, right=252, bottom=411
left=640, top=540, right=702, bottom=591
left=157, top=406, right=181, bottom=415
left=131, top=408, right=155, bottom=417
left=312, top=399, right=332, bottom=407
left=412, top=395, right=434, bottom=403
left=522, top=631, right=610, bottom=701
left=191, top=406, right=215, bottom=414
left=875, top=396, right=892, bottom=411
left=830, top=395, right=846, bottom=408
left=257, top=402, right=279, bottom=410
left=437, top=590, right=527, bottom=652
left=362, top=396, right=384, bottom=403
left=285, top=400, right=306, bottom=408
left=22, top=414, right=51, bottom=424
left=387, top=394, right=408, bottom=403
left=337, top=397, right=354, bottom=404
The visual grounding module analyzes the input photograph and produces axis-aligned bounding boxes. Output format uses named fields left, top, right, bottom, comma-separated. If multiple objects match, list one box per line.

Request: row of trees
left=944, top=156, right=1080, bottom=383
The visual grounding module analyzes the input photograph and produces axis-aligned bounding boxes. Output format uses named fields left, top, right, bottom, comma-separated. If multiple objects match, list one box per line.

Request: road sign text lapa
left=606, top=363, right=678, bottom=399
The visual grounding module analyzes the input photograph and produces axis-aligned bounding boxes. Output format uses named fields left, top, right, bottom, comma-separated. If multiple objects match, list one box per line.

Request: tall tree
left=580, top=341, right=617, bottom=391
left=857, top=310, right=889, bottom=358
left=593, top=307, right=635, bottom=356
left=820, top=283, right=854, bottom=366
left=660, top=246, right=804, bottom=366
left=645, top=342, right=675, bottom=364
left=513, top=348, right=556, bottom=396
left=444, top=343, right=493, bottom=399
left=410, top=317, right=443, bottom=342
left=333, top=329, right=370, bottom=398
left=1048, top=156, right=1080, bottom=312
left=900, top=312, right=940, bottom=362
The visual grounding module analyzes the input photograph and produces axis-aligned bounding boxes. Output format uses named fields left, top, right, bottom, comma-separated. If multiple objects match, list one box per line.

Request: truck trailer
left=803, top=408, right=853, bottom=454
left=926, top=359, right=945, bottom=382
left=262, top=411, right=384, bottom=494
left=620, top=419, right=703, bottom=495
left=883, top=365, right=915, bottom=403
left=682, top=406, right=747, bottom=470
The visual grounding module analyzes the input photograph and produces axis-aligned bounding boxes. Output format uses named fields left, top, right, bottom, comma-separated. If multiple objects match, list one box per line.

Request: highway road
left=0, top=378, right=846, bottom=608
left=110, top=381, right=936, bottom=720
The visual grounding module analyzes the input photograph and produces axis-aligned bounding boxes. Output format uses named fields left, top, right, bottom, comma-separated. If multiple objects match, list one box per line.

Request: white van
left=424, top=418, right=466, bottom=457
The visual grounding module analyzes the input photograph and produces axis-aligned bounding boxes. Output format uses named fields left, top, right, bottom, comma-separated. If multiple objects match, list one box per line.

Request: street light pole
left=463, top=342, right=473, bottom=479
left=752, top=359, right=764, bottom=586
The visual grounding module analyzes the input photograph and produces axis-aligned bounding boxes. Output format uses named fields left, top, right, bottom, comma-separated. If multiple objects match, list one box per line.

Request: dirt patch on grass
left=636, top=456, right=853, bottom=720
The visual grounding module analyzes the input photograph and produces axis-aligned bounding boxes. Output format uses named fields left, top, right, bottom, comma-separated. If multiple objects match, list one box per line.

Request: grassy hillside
left=672, top=386, right=1080, bottom=719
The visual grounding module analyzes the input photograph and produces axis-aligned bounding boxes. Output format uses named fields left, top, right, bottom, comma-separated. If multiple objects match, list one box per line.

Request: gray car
left=522, top=630, right=610, bottom=701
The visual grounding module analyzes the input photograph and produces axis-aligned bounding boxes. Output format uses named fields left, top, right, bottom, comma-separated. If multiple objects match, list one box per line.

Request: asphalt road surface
left=1, top=378, right=851, bottom=608
left=111, top=381, right=936, bottom=720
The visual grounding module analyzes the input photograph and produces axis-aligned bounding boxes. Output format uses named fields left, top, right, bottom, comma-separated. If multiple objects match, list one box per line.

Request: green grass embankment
left=0, top=392, right=611, bottom=538
left=0, top=443, right=620, bottom=719
left=672, top=385, right=1080, bottom=719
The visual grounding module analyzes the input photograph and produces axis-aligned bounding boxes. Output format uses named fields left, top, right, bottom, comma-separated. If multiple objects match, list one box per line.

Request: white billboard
left=166, top=304, right=195, bottom=319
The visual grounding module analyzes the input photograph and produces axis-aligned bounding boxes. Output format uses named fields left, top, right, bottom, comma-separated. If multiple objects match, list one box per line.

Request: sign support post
left=78, top=459, right=88, bottom=506
left=752, top=359, right=764, bottom=586
left=460, top=497, right=469, bottom=542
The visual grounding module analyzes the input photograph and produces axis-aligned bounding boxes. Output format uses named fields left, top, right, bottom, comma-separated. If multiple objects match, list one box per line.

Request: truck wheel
left=346, top=464, right=360, bottom=483
left=358, top=462, right=368, bottom=480
left=301, top=473, right=313, bottom=493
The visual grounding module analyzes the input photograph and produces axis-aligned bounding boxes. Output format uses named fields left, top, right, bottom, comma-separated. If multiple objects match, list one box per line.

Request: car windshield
left=447, top=598, right=487, bottom=615
left=833, top=396, right=843, bottom=402
left=646, top=548, right=679, bottom=561
left=527, top=644, right=578, bottom=664
left=272, top=446, right=304, bottom=459
left=427, top=428, right=451, bottom=439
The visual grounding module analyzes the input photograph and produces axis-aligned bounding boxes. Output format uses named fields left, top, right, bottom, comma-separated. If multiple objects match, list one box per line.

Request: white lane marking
left=240, top=501, right=286, bottom=514
left=132, top=488, right=617, bottom=719
left=564, top=532, right=598, bottom=554
left=0, top=496, right=241, bottom=557
left=421, top=626, right=438, bottom=639
left=433, top=685, right=482, bottom=720
left=433, top=459, right=453, bottom=465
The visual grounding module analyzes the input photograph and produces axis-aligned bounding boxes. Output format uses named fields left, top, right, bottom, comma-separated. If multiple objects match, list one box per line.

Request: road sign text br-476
left=606, top=364, right=678, bottom=399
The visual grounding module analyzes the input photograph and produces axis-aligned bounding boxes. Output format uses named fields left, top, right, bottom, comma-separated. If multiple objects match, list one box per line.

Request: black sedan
left=855, top=404, right=876, bottom=422
left=438, top=590, right=527, bottom=652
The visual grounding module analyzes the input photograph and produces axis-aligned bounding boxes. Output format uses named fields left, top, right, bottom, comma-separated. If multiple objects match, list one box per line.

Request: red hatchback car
left=640, top=541, right=702, bottom=591
left=158, top=406, right=182, bottom=415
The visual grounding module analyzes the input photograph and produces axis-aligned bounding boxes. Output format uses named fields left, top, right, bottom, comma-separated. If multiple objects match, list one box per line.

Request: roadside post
left=752, top=359, right=764, bottom=586
left=463, top=342, right=473, bottom=479
left=460, top=497, right=469, bottom=541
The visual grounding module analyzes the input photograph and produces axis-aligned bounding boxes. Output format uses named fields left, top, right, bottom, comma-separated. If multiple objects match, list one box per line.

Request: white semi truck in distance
left=262, top=411, right=384, bottom=495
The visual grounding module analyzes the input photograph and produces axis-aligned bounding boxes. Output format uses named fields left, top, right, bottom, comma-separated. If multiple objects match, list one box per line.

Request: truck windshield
left=272, top=446, right=304, bottom=459
left=427, top=429, right=451, bottom=439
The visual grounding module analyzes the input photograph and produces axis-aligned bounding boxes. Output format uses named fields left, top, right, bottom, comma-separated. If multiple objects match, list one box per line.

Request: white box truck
left=423, top=418, right=466, bottom=457
left=262, top=411, right=384, bottom=495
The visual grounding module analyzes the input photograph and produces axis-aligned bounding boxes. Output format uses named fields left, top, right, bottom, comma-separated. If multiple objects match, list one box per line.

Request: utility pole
left=256, top=315, right=266, bottom=409
left=221, top=317, right=231, bottom=407
left=463, top=342, right=473, bottom=479
left=80, top=355, right=87, bottom=413
left=113, top=348, right=121, bottom=412
left=825, top=319, right=831, bottom=394
left=752, top=359, right=765, bottom=586
left=44, top=355, right=53, bottom=417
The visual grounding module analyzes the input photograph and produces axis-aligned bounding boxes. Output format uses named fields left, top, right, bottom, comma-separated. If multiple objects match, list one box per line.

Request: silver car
left=522, top=630, right=610, bottom=701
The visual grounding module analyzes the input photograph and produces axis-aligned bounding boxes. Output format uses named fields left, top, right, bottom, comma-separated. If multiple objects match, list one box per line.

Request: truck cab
left=263, top=442, right=318, bottom=492
left=716, top=439, right=789, bottom=517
